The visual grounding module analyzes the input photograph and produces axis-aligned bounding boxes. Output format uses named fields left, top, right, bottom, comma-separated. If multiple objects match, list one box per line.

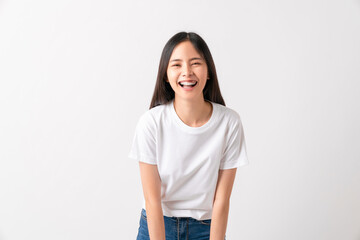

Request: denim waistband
left=141, top=208, right=211, bottom=222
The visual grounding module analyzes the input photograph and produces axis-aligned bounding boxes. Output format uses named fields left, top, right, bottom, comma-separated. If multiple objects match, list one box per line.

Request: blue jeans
left=136, top=208, right=226, bottom=240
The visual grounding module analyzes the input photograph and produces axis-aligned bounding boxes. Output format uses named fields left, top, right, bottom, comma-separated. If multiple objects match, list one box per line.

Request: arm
left=139, top=162, right=165, bottom=240
left=210, top=168, right=237, bottom=240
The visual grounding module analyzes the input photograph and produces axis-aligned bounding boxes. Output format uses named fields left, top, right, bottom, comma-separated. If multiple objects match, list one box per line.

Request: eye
left=172, top=64, right=180, bottom=67
left=192, top=62, right=201, bottom=65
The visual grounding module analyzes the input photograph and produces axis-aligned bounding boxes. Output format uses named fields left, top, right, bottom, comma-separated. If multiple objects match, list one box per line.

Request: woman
left=128, top=31, right=249, bottom=240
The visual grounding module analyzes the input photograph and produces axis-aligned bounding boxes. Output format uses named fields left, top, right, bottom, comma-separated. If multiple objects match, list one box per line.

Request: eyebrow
left=170, top=57, right=203, bottom=62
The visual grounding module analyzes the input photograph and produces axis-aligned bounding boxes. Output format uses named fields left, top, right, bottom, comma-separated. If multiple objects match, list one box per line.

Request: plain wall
left=0, top=0, right=359, bottom=239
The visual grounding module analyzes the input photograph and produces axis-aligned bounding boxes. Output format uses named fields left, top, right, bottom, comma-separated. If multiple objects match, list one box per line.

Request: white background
left=0, top=0, right=359, bottom=239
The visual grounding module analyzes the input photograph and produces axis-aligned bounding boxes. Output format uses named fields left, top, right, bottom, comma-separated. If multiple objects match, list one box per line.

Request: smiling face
left=166, top=40, right=209, bottom=101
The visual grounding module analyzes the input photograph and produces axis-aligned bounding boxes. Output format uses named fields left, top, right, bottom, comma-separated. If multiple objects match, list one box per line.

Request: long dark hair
left=149, top=32, right=226, bottom=109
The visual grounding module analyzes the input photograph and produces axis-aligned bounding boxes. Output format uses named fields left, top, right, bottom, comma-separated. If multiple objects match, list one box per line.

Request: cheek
left=167, top=70, right=179, bottom=81
left=197, top=71, right=208, bottom=80
left=196, top=66, right=208, bottom=77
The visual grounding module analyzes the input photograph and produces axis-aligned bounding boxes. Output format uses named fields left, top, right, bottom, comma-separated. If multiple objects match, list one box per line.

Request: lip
left=178, top=80, right=198, bottom=91
left=178, top=80, right=197, bottom=83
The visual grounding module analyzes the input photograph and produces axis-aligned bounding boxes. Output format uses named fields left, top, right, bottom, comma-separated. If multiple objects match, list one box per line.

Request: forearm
left=209, top=199, right=230, bottom=240
left=145, top=201, right=166, bottom=240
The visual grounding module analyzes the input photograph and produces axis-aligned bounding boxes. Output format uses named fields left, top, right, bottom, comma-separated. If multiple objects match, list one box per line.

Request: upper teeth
left=180, top=81, right=196, bottom=86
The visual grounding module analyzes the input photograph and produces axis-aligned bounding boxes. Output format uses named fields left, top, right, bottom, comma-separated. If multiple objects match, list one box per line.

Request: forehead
left=170, top=41, right=203, bottom=59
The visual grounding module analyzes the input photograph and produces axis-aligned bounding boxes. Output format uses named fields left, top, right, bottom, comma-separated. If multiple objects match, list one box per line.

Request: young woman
left=128, top=31, right=249, bottom=240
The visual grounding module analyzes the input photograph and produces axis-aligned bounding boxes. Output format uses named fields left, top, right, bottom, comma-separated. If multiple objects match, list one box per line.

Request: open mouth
left=179, top=81, right=198, bottom=89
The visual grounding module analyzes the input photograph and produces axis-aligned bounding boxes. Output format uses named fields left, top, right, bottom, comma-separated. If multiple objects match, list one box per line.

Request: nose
left=182, top=63, right=193, bottom=77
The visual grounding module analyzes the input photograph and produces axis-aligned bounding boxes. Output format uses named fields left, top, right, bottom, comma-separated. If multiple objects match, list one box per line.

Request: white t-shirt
left=128, top=98, right=249, bottom=220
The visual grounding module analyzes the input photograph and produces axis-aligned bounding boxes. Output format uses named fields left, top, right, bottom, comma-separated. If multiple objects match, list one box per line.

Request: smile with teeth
left=179, top=81, right=198, bottom=88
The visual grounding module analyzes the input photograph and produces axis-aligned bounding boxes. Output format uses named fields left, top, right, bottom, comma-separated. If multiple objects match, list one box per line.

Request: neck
left=173, top=96, right=212, bottom=127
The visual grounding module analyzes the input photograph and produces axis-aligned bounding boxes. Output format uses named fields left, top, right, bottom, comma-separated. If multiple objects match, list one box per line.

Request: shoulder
left=214, top=102, right=243, bottom=126
left=137, top=103, right=168, bottom=129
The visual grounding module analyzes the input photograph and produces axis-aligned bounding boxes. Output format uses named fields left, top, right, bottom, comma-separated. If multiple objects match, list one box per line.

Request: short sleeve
left=219, top=112, right=249, bottom=170
left=128, top=112, right=157, bottom=165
